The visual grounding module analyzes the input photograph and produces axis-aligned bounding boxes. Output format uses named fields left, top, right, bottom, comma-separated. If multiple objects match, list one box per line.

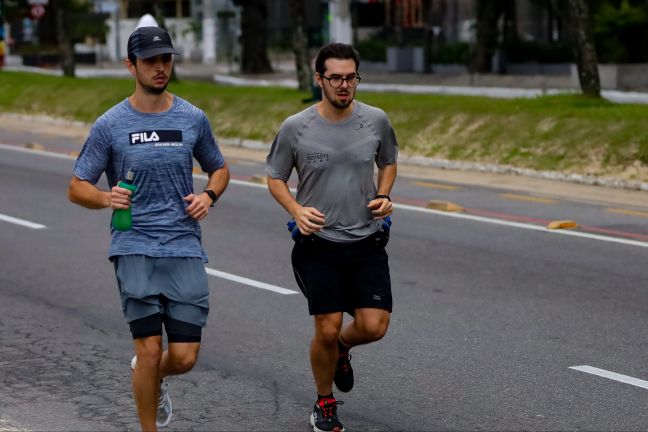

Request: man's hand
left=183, top=193, right=211, bottom=220
left=110, top=185, right=133, bottom=210
left=294, top=206, right=325, bottom=235
left=367, top=197, right=393, bottom=220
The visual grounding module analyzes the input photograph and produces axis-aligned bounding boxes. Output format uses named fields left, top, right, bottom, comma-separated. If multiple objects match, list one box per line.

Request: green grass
left=2, top=71, right=648, bottom=179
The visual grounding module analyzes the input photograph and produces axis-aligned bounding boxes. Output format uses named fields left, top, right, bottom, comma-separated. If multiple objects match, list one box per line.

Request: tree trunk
left=233, top=0, right=273, bottom=74
left=551, top=0, right=600, bottom=97
left=290, top=0, right=312, bottom=92
left=566, top=0, right=600, bottom=97
left=54, top=0, right=75, bottom=77
left=473, top=0, right=506, bottom=73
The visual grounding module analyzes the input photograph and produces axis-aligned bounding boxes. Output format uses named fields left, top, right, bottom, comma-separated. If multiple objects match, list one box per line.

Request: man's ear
left=126, top=58, right=137, bottom=76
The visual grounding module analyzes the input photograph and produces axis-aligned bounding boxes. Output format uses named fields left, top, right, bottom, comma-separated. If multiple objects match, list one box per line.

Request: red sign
left=30, top=5, right=46, bottom=20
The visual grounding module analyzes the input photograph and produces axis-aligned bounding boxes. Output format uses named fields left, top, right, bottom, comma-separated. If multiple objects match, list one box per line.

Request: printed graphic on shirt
left=306, top=152, right=329, bottom=164
left=129, top=130, right=183, bottom=147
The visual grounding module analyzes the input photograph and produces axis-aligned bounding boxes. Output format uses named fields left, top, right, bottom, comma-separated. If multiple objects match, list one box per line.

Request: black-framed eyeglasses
left=319, top=73, right=361, bottom=88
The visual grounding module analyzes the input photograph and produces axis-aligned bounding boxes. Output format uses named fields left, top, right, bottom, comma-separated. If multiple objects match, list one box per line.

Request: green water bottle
left=112, top=169, right=137, bottom=231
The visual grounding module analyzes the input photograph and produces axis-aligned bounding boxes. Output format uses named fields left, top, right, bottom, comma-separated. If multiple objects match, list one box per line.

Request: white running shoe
left=156, top=380, right=172, bottom=428
left=130, top=355, right=173, bottom=428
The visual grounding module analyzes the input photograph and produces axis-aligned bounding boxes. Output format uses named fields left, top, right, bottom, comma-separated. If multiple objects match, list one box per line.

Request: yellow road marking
left=426, top=200, right=464, bottom=212
left=413, top=181, right=460, bottom=191
left=547, top=220, right=579, bottom=230
left=24, top=142, right=44, bottom=150
left=250, top=174, right=268, bottom=185
left=500, top=193, right=557, bottom=204
left=606, top=208, right=648, bottom=218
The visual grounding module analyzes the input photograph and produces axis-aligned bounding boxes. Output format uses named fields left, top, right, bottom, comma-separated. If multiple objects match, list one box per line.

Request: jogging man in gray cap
left=266, top=42, right=398, bottom=432
left=68, top=26, right=229, bottom=431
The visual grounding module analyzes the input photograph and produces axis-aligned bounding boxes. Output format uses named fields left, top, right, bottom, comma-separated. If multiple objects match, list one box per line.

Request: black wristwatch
left=203, top=188, right=218, bottom=207
left=375, top=194, right=391, bottom=202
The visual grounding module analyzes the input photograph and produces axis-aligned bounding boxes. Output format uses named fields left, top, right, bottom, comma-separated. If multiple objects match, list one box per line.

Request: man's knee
left=365, top=322, right=389, bottom=341
left=135, top=337, right=163, bottom=369
left=169, top=352, right=197, bottom=373
left=356, top=310, right=390, bottom=342
left=168, top=343, right=201, bottom=374
left=314, top=314, right=343, bottom=346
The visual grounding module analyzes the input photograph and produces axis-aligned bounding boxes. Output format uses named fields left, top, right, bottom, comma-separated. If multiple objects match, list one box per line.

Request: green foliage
left=504, top=41, right=574, bottom=63
left=71, top=12, right=109, bottom=44
left=593, top=0, right=648, bottom=63
left=432, top=43, right=471, bottom=64
left=15, top=43, right=59, bottom=55
left=355, top=38, right=388, bottom=62
left=1, top=71, right=648, bottom=177
left=3, top=0, right=29, bottom=21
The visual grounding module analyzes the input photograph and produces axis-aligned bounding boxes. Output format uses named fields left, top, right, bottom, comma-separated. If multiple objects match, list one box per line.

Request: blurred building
left=4, top=0, right=567, bottom=70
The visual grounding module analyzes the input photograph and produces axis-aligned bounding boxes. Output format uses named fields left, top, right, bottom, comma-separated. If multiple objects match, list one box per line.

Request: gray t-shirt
left=74, top=96, right=225, bottom=261
left=266, top=101, right=398, bottom=242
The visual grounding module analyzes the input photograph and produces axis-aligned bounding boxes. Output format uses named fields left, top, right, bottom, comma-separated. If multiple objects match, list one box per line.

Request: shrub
left=593, top=1, right=648, bottom=63
left=432, top=43, right=471, bottom=64
left=355, top=38, right=388, bottom=62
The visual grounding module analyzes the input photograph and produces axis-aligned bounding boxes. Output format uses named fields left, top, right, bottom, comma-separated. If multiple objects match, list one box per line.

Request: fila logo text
left=130, top=131, right=160, bottom=144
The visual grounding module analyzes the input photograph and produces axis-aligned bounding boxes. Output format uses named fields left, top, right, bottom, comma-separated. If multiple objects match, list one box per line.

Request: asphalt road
left=1, top=140, right=648, bottom=431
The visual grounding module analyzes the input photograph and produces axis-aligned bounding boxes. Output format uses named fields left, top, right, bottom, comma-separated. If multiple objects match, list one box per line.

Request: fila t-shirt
left=74, top=96, right=225, bottom=261
left=266, top=101, right=398, bottom=242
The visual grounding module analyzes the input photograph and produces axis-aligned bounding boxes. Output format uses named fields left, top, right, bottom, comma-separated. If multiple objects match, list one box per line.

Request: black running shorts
left=291, top=231, right=392, bottom=316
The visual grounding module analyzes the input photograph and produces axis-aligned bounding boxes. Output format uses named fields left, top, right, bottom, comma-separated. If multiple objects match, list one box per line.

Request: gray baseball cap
left=127, top=26, right=180, bottom=59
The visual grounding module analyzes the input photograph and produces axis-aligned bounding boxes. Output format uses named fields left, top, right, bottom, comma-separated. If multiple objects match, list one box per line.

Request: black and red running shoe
left=333, top=350, right=354, bottom=393
left=310, top=397, right=345, bottom=432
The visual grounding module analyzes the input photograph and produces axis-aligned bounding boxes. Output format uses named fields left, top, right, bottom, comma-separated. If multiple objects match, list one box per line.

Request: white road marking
left=2, top=144, right=647, bottom=249
left=570, top=365, right=648, bottom=390
left=0, top=419, right=29, bottom=432
left=205, top=267, right=298, bottom=295
left=0, top=143, right=75, bottom=160
left=395, top=203, right=648, bottom=249
left=0, top=213, right=46, bottom=229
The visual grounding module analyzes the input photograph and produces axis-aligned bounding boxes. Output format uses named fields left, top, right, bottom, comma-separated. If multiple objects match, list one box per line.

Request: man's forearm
left=267, top=176, right=300, bottom=218
left=68, top=176, right=111, bottom=209
left=206, top=163, right=230, bottom=198
left=377, top=163, right=397, bottom=196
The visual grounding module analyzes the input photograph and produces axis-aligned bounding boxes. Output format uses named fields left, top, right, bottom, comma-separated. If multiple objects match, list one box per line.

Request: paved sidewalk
left=5, top=58, right=648, bottom=104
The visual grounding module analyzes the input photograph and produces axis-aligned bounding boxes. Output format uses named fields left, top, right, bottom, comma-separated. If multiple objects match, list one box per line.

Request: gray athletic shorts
left=113, top=255, right=209, bottom=327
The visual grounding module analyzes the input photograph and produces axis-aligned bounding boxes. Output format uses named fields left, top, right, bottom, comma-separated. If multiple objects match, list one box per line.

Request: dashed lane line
left=570, top=365, right=648, bottom=390
left=0, top=213, right=46, bottom=229
left=413, top=180, right=461, bottom=191
left=606, top=208, right=648, bottom=218
left=499, top=193, right=557, bottom=204
left=205, top=267, right=298, bottom=295
left=0, top=419, right=29, bottom=432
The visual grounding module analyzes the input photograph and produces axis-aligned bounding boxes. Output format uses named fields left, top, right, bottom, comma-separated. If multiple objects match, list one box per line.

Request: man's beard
left=327, top=91, right=354, bottom=109
left=137, top=75, right=168, bottom=95
left=141, top=82, right=168, bottom=95
left=330, top=98, right=353, bottom=109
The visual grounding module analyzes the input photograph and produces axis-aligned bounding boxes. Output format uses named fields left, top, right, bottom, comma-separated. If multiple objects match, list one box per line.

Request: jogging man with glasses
left=266, top=42, right=398, bottom=432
